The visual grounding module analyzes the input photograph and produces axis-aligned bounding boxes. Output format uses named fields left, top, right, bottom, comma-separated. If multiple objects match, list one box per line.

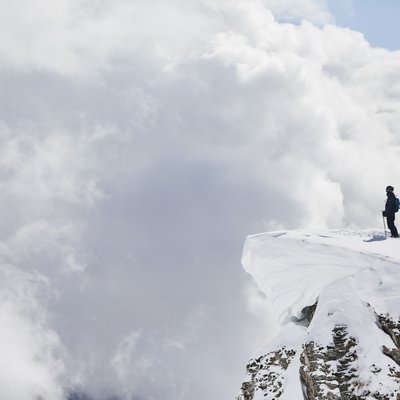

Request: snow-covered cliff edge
left=237, top=230, right=400, bottom=400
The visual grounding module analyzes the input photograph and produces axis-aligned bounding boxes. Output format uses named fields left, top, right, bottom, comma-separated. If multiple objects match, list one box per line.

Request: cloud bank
left=0, top=265, right=66, bottom=400
left=1, top=0, right=400, bottom=399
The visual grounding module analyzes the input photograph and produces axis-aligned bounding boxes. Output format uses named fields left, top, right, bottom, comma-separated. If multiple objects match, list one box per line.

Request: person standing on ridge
left=383, top=185, right=399, bottom=238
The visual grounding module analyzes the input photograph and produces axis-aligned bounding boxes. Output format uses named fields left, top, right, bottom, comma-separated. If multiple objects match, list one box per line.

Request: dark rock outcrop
left=238, top=308, right=400, bottom=400
left=379, top=314, right=400, bottom=368
left=237, top=347, right=297, bottom=400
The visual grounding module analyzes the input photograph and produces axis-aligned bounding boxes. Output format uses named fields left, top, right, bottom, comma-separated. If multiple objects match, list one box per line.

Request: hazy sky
left=0, top=1, right=400, bottom=400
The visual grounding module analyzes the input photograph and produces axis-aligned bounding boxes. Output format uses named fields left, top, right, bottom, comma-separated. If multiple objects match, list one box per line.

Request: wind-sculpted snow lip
left=238, top=230, right=400, bottom=400
left=241, top=229, right=400, bottom=325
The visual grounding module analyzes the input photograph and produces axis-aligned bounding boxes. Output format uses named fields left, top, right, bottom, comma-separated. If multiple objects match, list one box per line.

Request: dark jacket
left=385, top=192, right=397, bottom=215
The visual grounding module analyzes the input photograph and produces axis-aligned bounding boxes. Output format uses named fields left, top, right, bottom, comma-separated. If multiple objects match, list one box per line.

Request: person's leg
left=387, top=214, right=399, bottom=237
left=393, top=215, right=399, bottom=237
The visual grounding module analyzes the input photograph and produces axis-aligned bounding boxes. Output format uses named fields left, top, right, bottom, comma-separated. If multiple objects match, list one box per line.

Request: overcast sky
left=1, top=1, right=400, bottom=400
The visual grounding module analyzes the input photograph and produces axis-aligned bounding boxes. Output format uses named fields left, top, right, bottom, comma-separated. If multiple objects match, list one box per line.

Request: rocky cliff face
left=239, top=346, right=297, bottom=399
left=238, top=308, right=400, bottom=400
left=238, top=230, right=400, bottom=400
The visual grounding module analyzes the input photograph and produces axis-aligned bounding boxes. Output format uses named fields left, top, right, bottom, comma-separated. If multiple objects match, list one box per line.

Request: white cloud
left=110, top=305, right=209, bottom=400
left=1, top=0, right=400, bottom=399
left=0, top=264, right=66, bottom=400
left=111, top=330, right=142, bottom=385
left=0, top=0, right=334, bottom=77
left=7, top=219, right=87, bottom=274
left=0, top=125, right=103, bottom=210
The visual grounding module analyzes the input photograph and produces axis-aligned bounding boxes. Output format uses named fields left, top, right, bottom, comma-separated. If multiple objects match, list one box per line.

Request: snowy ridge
left=238, top=230, right=400, bottom=400
left=242, top=230, right=400, bottom=325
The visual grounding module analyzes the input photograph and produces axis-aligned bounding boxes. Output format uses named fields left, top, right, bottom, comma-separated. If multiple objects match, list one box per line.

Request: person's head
left=386, top=185, right=394, bottom=195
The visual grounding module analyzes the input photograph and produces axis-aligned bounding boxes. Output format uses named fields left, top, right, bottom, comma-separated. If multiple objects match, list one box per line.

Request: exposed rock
left=303, top=302, right=318, bottom=323
left=379, top=315, right=400, bottom=368
left=300, top=325, right=359, bottom=400
left=238, top=310, right=400, bottom=400
left=236, top=347, right=297, bottom=400
left=378, top=315, right=400, bottom=348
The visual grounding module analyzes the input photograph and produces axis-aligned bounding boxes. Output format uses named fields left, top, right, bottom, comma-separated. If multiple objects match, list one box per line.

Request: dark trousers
left=387, top=213, right=399, bottom=237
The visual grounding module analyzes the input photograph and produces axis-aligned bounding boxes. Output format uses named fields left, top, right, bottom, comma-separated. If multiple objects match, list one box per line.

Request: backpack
left=396, top=197, right=400, bottom=213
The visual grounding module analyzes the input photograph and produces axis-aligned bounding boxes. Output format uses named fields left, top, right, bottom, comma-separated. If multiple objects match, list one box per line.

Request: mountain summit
left=237, top=230, right=400, bottom=400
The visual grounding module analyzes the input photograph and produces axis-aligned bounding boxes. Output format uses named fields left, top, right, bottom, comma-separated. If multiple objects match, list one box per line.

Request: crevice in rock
left=292, top=300, right=319, bottom=327
left=300, top=369, right=309, bottom=400
left=377, top=314, right=400, bottom=367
